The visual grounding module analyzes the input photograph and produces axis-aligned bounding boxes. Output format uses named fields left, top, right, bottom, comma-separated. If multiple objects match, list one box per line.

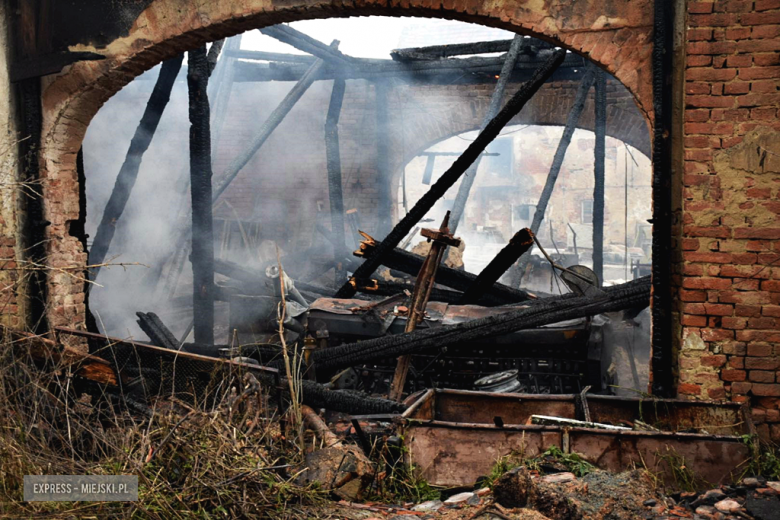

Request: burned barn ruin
left=2, top=1, right=780, bottom=515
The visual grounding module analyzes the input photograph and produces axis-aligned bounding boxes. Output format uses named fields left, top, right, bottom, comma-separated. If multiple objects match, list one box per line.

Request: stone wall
left=678, top=0, right=780, bottom=440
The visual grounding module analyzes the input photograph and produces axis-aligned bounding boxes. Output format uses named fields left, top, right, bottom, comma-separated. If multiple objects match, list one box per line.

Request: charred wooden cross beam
left=459, top=228, right=534, bottom=305
left=334, top=48, right=567, bottom=299
left=390, top=39, right=555, bottom=61
left=211, top=41, right=340, bottom=202
left=449, top=35, right=526, bottom=232
left=515, top=66, right=596, bottom=281
left=89, top=54, right=184, bottom=279
left=259, top=25, right=359, bottom=66
left=354, top=232, right=533, bottom=305
left=593, top=68, right=607, bottom=283
left=315, top=276, right=651, bottom=371
left=390, top=213, right=460, bottom=401
left=188, top=46, right=215, bottom=345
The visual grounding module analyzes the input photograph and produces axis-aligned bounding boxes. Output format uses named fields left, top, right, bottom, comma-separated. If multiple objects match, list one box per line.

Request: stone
left=476, top=487, right=491, bottom=496
left=767, top=482, right=780, bottom=492
left=696, top=505, right=716, bottom=515
left=412, top=500, right=442, bottom=512
left=541, top=472, right=576, bottom=484
left=467, top=493, right=481, bottom=505
left=389, top=516, right=418, bottom=520
left=714, top=499, right=741, bottom=513
left=757, top=487, right=778, bottom=496
left=692, top=489, right=727, bottom=507
left=444, top=491, right=475, bottom=505
left=644, top=498, right=657, bottom=507
left=742, top=477, right=761, bottom=488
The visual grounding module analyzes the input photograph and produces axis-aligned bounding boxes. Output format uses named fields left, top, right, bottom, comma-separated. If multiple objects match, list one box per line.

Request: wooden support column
left=90, top=54, right=184, bottom=279
left=375, top=81, right=392, bottom=237
left=326, top=77, right=347, bottom=282
left=515, top=67, right=596, bottom=280
left=449, top=35, right=525, bottom=233
left=187, top=46, right=215, bottom=345
left=334, top=48, right=567, bottom=299
left=593, top=68, right=607, bottom=284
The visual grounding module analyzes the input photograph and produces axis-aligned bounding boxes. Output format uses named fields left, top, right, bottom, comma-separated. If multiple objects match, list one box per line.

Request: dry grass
left=0, top=328, right=327, bottom=519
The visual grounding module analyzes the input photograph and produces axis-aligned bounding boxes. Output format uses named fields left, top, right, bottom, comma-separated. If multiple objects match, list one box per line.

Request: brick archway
left=38, top=0, right=654, bottom=327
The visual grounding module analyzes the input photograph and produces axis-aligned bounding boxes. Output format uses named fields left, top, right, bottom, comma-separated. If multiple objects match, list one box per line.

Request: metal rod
left=449, top=35, right=525, bottom=233
left=187, top=46, right=215, bottom=345
left=334, top=48, right=567, bottom=298
left=593, top=68, right=607, bottom=284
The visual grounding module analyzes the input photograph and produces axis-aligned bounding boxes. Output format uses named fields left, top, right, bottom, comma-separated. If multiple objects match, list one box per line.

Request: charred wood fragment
left=299, top=380, right=405, bottom=415
left=89, top=54, right=184, bottom=278
left=206, top=39, right=225, bottom=76
left=390, top=39, right=554, bottom=61
left=260, top=25, right=357, bottom=65
left=334, top=48, right=567, bottom=299
left=450, top=35, right=525, bottom=232
left=315, top=276, right=651, bottom=371
left=459, top=228, right=534, bottom=305
left=136, top=312, right=179, bottom=350
left=187, top=46, right=215, bottom=345
left=326, top=76, right=347, bottom=279
left=356, top=235, right=531, bottom=305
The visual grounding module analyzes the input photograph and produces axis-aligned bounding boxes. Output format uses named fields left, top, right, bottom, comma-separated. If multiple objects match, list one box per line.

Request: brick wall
left=679, top=0, right=780, bottom=440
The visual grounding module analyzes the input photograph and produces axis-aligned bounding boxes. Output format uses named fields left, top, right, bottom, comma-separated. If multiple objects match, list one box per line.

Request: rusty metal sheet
left=568, top=429, right=750, bottom=488
left=432, top=389, right=576, bottom=425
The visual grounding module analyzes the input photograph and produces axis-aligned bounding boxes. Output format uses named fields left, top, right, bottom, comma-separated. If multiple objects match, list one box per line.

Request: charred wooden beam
left=89, top=54, right=184, bottom=279
left=300, top=380, right=405, bottom=414
left=356, top=234, right=533, bottom=304
left=593, top=68, right=607, bottom=283
left=232, top=50, right=586, bottom=83
left=334, top=48, right=567, bottom=299
left=211, top=42, right=338, bottom=202
left=459, top=228, right=534, bottom=305
left=188, top=46, right=215, bottom=345
left=326, top=77, right=347, bottom=279
left=260, top=25, right=356, bottom=65
left=449, top=35, right=526, bottom=232
left=206, top=40, right=225, bottom=75
left=418, top=151, right=500, bottom=157
left=315, top=276, right=651, bottom=371
left=225, top=48, right=318, bottom=63
left=136, top=312, right=179, bottom=350
left=375, top=81, right=392, bottom=237
left=390, top=39, right=554, bottom=61
left=208, top=35, right=242, bottom=156
left=516, top=67, right=595, bottom=279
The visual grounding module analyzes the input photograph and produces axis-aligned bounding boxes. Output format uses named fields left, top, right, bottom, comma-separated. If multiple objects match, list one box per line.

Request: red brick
left=686, top=109, right=711, bottom=122
left=683, top=303, right=707, bottom=315
left=688, top=55, right=713, bottom=68
left=763, top=280, right=780, bottom=292
left=715, top=0, right=754, bottom=12
left=752, top=25, right=780, bottom=39
left=704, top=303, right=734, bottom=316
left=732, top=381, right=753, bottom=394
left=682, top=238, right=701, bottom=251
left=685, top=136, right=715, bottom=148
left=687, top=41, right=738, bottom=55
left=683, top=277, right=732, bottom=290
left=763, top=305, right=780, bottom=317
left=725, top=27, right=752, bottom=40
left=686, top=82, right=711, bottom=95
left=687, top=69, right=739, bottom=82
left=750, top=317, right=780, bottom=329
left=721, top=265, right=770, bottom=278
left=683, top=264, right=704, bottom=276
left=742, top=12, right=780, bottom=25
left=722, top=369, right=747, bottom=382
left=737, top=330, right=780, bottom=342
left=750, top=371, right=776, bottom=383
left=748, top=343, right=775, bottom=357
left=726, top=55, right=753, bottom=68
left=678, top=383, right=702, bottom=396
left=724, top=82, right=750, bottom=95
left=730, top=356, right=746, bottom=368
left=681, top=289, right=707, bottom=302
left=753, top=384, right=780, bottom=397
left=687, top=27, right=714, bottom=40
left=708, top=386, right=727, bottom=400
left=702, top=328, right=735, bottom=342
left=754, top=53, right=780, bottom=66
left=737, top=39, right=780, bottom=53
left=756, top=0, right=780, bottom=10
left=684, top=252, right=733, bottom=263
left=722, top=316, right=748, bottom=329
left=689, top=1, right=715, bottom=13
left=739, top=66, right=780, bottom=80
left=691, top=13, right=740, bottom=26
left=738, top=92, right=780, bottom=106
left=685, top=121, right=735, bottom=135
left=702, top=355, right=727, bottom=367
left=683, top=226, right=731, bottom=239
left=735, top=228, right=780, bottom=239
left=736, top=304, right=762, bottom=317
left=746, top=358, right=780, bottom=370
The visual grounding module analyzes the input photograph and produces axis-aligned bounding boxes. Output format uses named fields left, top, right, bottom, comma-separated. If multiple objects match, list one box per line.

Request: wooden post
left=326, top=77, right=347, bottom=282
left=375, top=81, right=392, bottom=237
left=89, top=54, right=184, bottom=279
left=187, top=46, right=215, bottom=345
left=449, top=35, right=525, bottom=233
left=334, top=48, right=567, bottom=299
left=389, top=212, right=460, bottom=401
left=593, top=68, right=607, bottom=284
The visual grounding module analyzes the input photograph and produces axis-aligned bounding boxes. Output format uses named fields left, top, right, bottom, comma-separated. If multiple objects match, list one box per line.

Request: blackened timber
left=259, top=25, right=355, bottom=65
left=375, top=81, right=392, bottom=237
left=316, top=276, right=651, bottom=371
left=187, top=46, right=215, bottom=345
left=334, top=48, right=567, bottom=298
left=459, top=228, right=534, bottom=305
left=211, top=42, right=338, bottom=203
left=651, top=0, right=676, bottom=398
left=326, top=77, right=347, bottom=282
left=136, top=312, right=179, bottom=350
left=391, top=39, right=554, bottom=61
left=449, top=35, right=525, bottom=232
left=226, top=49, right=318, bottom=64
left=206, top=40, right=225, bottom=76
left=89, top=54, right=184, bottom=279
left=516, top=67, right=595, bottom=278
left=356, top=236, right=532, bottom=304
left=593, top=68, right=607, bottom=283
